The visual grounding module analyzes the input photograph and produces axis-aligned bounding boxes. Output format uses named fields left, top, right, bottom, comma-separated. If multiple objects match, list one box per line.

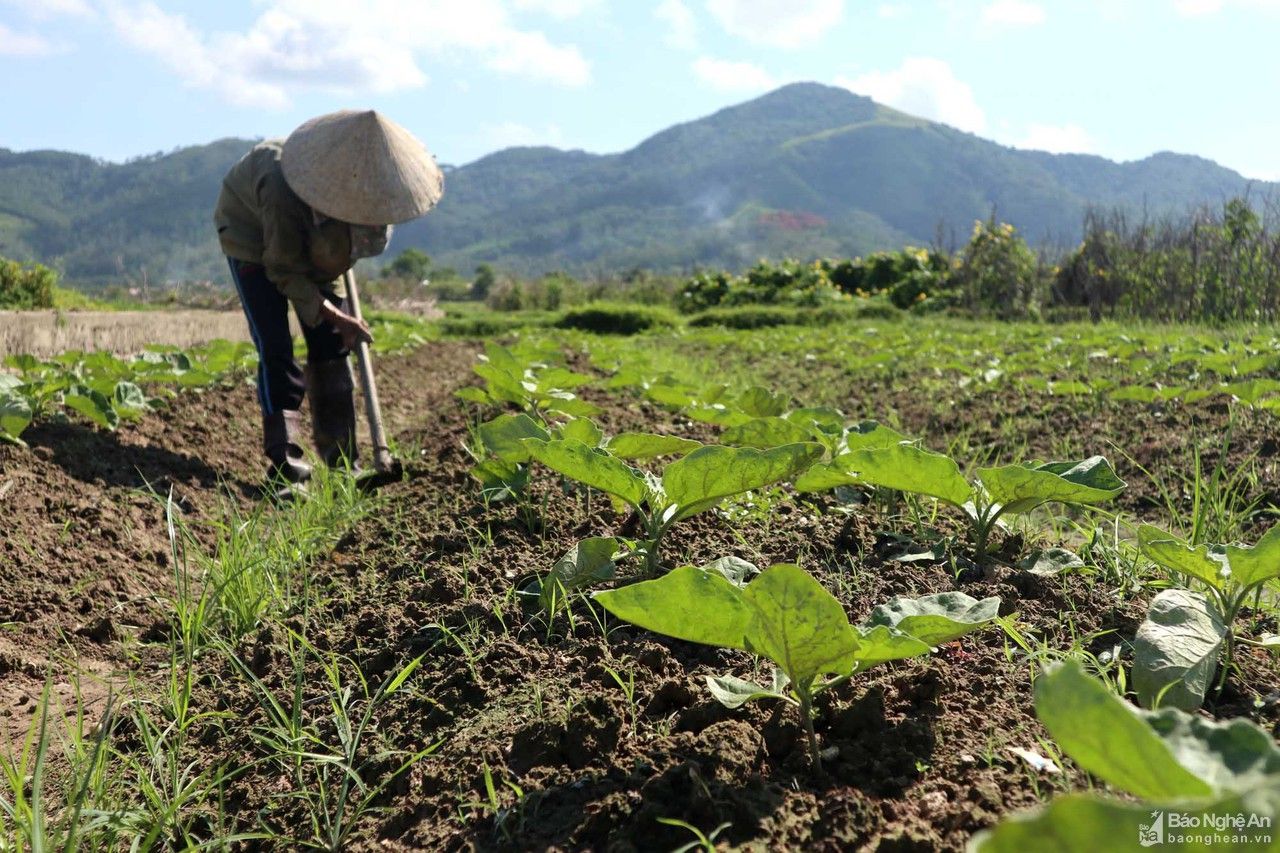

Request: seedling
left=799, top=446, right=1125, bottom=561
left=456, top=342, right=599, bottom=422
left=522, top=439, right=822, bottom=575
left=1132, top=523, right=1280, bottom=710
left=594, top=562, right=998, bottom=770
left=972, top=660, right=1280, bottom=851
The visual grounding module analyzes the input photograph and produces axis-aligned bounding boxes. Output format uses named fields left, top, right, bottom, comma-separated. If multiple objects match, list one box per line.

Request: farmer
left=214, top=110, right=444, bottom=491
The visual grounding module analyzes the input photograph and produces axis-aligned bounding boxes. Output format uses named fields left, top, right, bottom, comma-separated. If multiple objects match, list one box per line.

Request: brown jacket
left=214, top=140, right=350, bottom=326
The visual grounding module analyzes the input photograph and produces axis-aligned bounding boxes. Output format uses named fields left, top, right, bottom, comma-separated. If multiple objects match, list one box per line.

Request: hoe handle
left=342, top=269, right=395, bottom=474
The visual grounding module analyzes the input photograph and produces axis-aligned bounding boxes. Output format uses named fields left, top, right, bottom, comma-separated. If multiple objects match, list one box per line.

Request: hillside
left=0, top=83, right=1271, bottom=286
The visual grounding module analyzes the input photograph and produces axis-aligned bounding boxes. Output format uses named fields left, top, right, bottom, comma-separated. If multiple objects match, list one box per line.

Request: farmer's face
left=349, top=224, right=393, bottom=260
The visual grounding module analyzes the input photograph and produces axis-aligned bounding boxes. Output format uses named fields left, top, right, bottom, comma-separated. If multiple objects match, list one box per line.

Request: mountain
left=0, top=83, right=1272, bottom=286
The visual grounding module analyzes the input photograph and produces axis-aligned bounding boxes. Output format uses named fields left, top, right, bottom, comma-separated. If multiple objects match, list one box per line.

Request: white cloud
left=692, top=56, right=777, bottom=92
left=981, top=0, right=1045, bottom=27
left=511, top=0, right=598, bottom=18
left=0, top=21, right=62, bottom=55
left=1016, top=123, right=1097, bottom=154
left=877, top=4, right=906, bottom=17
left=480, top=120, right=565, bottom=150
left=101, top=0, right=591, bottom=110
left=837, top=57, right=986, bottom=133
left=705, top=0, right=843, bottom=48
left=656, top=0, right=697, bottom=49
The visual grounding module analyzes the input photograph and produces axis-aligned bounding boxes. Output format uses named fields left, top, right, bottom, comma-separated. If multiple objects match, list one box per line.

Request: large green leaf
left=455, top=386, right=491, bottom=405
left=736, top=386, right=790, bottom=418
left=64, top=387, right=119, bottom=431
left=794, top=460, right=861, bottom=493
left=1033, top=661, right=1214, bottom=800
left=470, top=458, right=527, bottom=501
left=661, top=443, right=822, bottom=521
left=1133, top=589, right=1226, bottom=711
left=112, top=381, right=150, bottom=420
left=842, top=421, right=909, bottom=453
left=863, top=592, right=1001, bottom=646
left=595, top=564, right=860, bottom=690
left=842, top=444, right=972, bottom=505
left=979, top=456, right=1125, bottom=515
left=478, top=414, right=551, bottom=463
left=740, top=564, right=861, bottom=688
left=793, top=425, right=914, bottom=493
left=522, top=439, right=649, bottom=508
left=722, top=417, right=813, bottom=449
left=785, top=407, right=845, bottom=436
left=970, top=787, right=1280, bottom=853
left=593, top=565, right=754, bottom=650
left=556, top=417, right=604, bottom=448
left=1143, top=710, right=1280, bottom=795
left=532, top=367, right=593, bottom=392
left=0, top=390, right=32, bottom=440
left=684, top=404, right=754, bottom=427
left=847, top=624, right=931, bottom=672
left=542, top=394, right=601, bottom=418
left=1223, top=524, right=1280, bottom=589
left=605, top=432, right=702, bottom=460
left=1138, top=525, right=1231, bottom=590
left=471, top=361, right=527, bottom=405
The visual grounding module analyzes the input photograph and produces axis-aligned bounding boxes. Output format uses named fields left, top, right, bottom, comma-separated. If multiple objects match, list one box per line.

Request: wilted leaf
left=1019, top=547, right=1085, bottom=576
left=699, top=556, right=759, bottom=587
left=705, top=674, right=791, bottom=709
left=540, top=537, right=618, bottom=611
left=1133, top=589, right=1226, bottom=711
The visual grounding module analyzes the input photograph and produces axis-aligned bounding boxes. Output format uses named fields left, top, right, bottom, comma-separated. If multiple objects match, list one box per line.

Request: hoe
left=343, top=268, right=404, bottom=488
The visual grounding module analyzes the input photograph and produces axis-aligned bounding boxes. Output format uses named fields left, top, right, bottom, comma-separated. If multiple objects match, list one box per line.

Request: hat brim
left=282, top=110, right=445, bottom=225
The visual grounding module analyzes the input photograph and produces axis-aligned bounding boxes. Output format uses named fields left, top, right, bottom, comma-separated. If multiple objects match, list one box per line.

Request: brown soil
left=1, top=336, right=1277, bottom=851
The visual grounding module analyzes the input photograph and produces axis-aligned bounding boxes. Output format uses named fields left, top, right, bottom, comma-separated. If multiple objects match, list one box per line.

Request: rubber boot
left=263, top=410, right=312, bottom=499
left=306, top=358, right=359, bottom=470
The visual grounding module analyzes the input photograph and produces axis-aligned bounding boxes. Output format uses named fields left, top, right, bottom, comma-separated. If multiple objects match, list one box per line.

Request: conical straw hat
left=281, top=110, right=444, bottom=225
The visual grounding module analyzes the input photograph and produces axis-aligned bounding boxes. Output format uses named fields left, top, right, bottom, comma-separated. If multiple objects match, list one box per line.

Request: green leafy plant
left=456, top=343, right=599, bottom=421
left=517, top=536, right=622, bottom=617
left=594, top=563, right=998, bottom=769
left=523, top=440, right=822, bottom=575
left=799, top=447, right=1125, bottom=560
left=1132, top=523, right=1280, bottom=710
left=972, top=660, right=1280, bottom=852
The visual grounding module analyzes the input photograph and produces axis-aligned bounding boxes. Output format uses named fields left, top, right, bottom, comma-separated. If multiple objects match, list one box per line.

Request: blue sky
left=1, top=0, right=1277, bottom=180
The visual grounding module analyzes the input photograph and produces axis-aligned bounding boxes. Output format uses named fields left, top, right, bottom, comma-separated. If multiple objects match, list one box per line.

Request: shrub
left=486, top=281, right=525, bottom=312
left=951, top=218, right=1043, bottom=320
left=688, top=303, right=877, bottom=329
left=471, top=264, right=496, bottom=301
left=555, top=302, right=677, bottom=335
left=0, top=258, right=56, bottom=309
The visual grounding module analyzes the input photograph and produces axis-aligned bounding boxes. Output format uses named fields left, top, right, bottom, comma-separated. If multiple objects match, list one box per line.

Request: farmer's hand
left=320, top=300, right=374, bottom=349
